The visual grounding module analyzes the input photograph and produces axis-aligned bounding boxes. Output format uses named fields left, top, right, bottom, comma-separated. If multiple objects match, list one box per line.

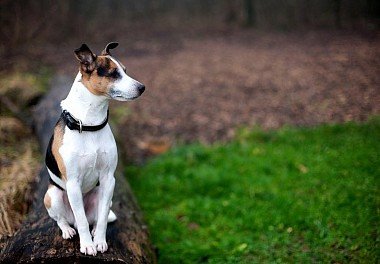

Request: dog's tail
left=107, top=210, right=117, bottom=223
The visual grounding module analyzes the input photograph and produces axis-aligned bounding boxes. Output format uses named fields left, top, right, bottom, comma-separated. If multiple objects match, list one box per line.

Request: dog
left=43, top=42, right=145, bottom=255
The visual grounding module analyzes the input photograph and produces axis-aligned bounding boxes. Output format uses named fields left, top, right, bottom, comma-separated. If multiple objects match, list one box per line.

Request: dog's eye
left=97, top=67, right=121, bottom=79
left=109, top=69, right=121, bottom=79
left=97, top=66, right=107, bottom=77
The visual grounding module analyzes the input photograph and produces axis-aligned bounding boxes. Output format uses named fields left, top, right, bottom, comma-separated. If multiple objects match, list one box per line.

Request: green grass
left=125, top=119, right=380, bottom=263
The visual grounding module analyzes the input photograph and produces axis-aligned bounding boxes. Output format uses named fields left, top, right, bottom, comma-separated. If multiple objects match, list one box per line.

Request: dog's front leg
left=93, top=173, right=115, bottom=253
left=66, top=180, right=97, bottom=256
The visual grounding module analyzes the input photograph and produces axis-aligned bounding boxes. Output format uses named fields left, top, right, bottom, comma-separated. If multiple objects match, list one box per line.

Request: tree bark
left=333, top=0, right=342, bottom=29
left=244, top=0, right=255, bottom=27
left=0, top=75, right=156, bottom=263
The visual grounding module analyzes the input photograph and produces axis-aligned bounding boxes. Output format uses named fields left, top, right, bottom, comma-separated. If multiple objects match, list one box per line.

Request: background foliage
left=1, top=0, right=379, bottom=47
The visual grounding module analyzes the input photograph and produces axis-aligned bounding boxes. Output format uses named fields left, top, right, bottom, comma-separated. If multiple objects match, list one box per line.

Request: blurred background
left=1, top=0, right=379, bottom=161
left=0, top=1, right=379, bottom=262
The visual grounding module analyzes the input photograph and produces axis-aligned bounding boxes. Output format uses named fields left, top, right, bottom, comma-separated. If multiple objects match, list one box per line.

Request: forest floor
left=113, top=29, right=380, bottom=162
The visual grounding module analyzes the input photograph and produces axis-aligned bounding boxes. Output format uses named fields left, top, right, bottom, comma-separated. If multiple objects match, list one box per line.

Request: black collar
left=61, top=109, right=109, bottom=133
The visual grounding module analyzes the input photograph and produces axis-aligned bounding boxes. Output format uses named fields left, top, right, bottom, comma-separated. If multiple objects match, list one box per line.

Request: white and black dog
left=44, top=42, right=145, bottom=255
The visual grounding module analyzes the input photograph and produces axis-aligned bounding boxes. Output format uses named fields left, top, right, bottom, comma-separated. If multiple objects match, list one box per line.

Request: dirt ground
left=11, top=29, right=380, bottom=162
left=111, top=30, right=380, bottom=162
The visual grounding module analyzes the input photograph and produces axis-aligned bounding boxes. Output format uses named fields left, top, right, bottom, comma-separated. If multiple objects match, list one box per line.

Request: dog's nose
left=138, top=84, right=145, bottom=95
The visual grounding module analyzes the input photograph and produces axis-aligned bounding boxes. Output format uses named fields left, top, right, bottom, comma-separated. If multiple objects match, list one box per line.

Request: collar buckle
left=78, top=119, right=83, bottom=133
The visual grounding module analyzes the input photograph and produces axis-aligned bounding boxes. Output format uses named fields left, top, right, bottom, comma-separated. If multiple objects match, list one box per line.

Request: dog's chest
left=60, top=125, right=117, bottom=193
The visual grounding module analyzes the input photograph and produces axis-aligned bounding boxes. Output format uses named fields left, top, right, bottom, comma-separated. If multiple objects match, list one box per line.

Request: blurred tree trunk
left=366, top=0, right=380, bottom=18
left=225, top=0, right=237, bottom=24
left=300, top=0, right=311, bottom=27
left=244, top=0, right=256, bottom=27
left=333, top=0, right=342, bottom=28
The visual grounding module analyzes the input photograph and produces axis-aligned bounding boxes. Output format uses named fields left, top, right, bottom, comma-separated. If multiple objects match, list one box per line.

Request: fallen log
left=0, top=75, right=156, bottom=263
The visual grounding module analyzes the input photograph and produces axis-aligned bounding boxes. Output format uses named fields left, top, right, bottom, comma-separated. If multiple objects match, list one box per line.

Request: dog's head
left=74, top=42, right=145, bottom=101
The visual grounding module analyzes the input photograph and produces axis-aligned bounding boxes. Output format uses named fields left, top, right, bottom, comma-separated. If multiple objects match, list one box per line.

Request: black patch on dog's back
left=45, top=118, right=63, bottom=178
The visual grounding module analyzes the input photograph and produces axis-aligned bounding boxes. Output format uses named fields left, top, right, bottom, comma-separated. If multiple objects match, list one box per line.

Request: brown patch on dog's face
left=52, top=120, right=66, bottom=181
left=44, top=191, right=51, bottom=209
left=80, top=56, right=122, bottom=97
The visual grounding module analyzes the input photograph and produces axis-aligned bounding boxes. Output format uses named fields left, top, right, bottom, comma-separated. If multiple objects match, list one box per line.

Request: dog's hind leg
left=44, top=185, right=76, bottom=239
left=108, top=209, right=117, bottom=222
left=91, top=209, right=117, bottom=237
left=58, top=219, right=77, bottom=239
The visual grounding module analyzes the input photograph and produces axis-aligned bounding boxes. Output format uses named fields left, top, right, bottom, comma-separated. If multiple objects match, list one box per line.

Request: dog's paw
left=94, top=240, right=108, bottom=253
left=61, top=226, right=76, bottom=239
left=80, top=242, right=97, bottom=256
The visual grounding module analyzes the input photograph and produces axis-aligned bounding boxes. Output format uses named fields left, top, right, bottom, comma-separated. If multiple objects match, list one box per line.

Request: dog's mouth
left=112, top=95, right=140, bottom=101
left=108, top=89, right=140, bottom=101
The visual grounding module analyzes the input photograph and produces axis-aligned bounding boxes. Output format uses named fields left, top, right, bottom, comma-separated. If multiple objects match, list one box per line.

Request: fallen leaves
left=117, top=31, right=379, bottom=162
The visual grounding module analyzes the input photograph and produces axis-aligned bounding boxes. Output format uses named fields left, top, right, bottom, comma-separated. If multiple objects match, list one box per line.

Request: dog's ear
left=101, top=42, right=119, bottom=55
left=74, top=44, right=97, bottom=73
